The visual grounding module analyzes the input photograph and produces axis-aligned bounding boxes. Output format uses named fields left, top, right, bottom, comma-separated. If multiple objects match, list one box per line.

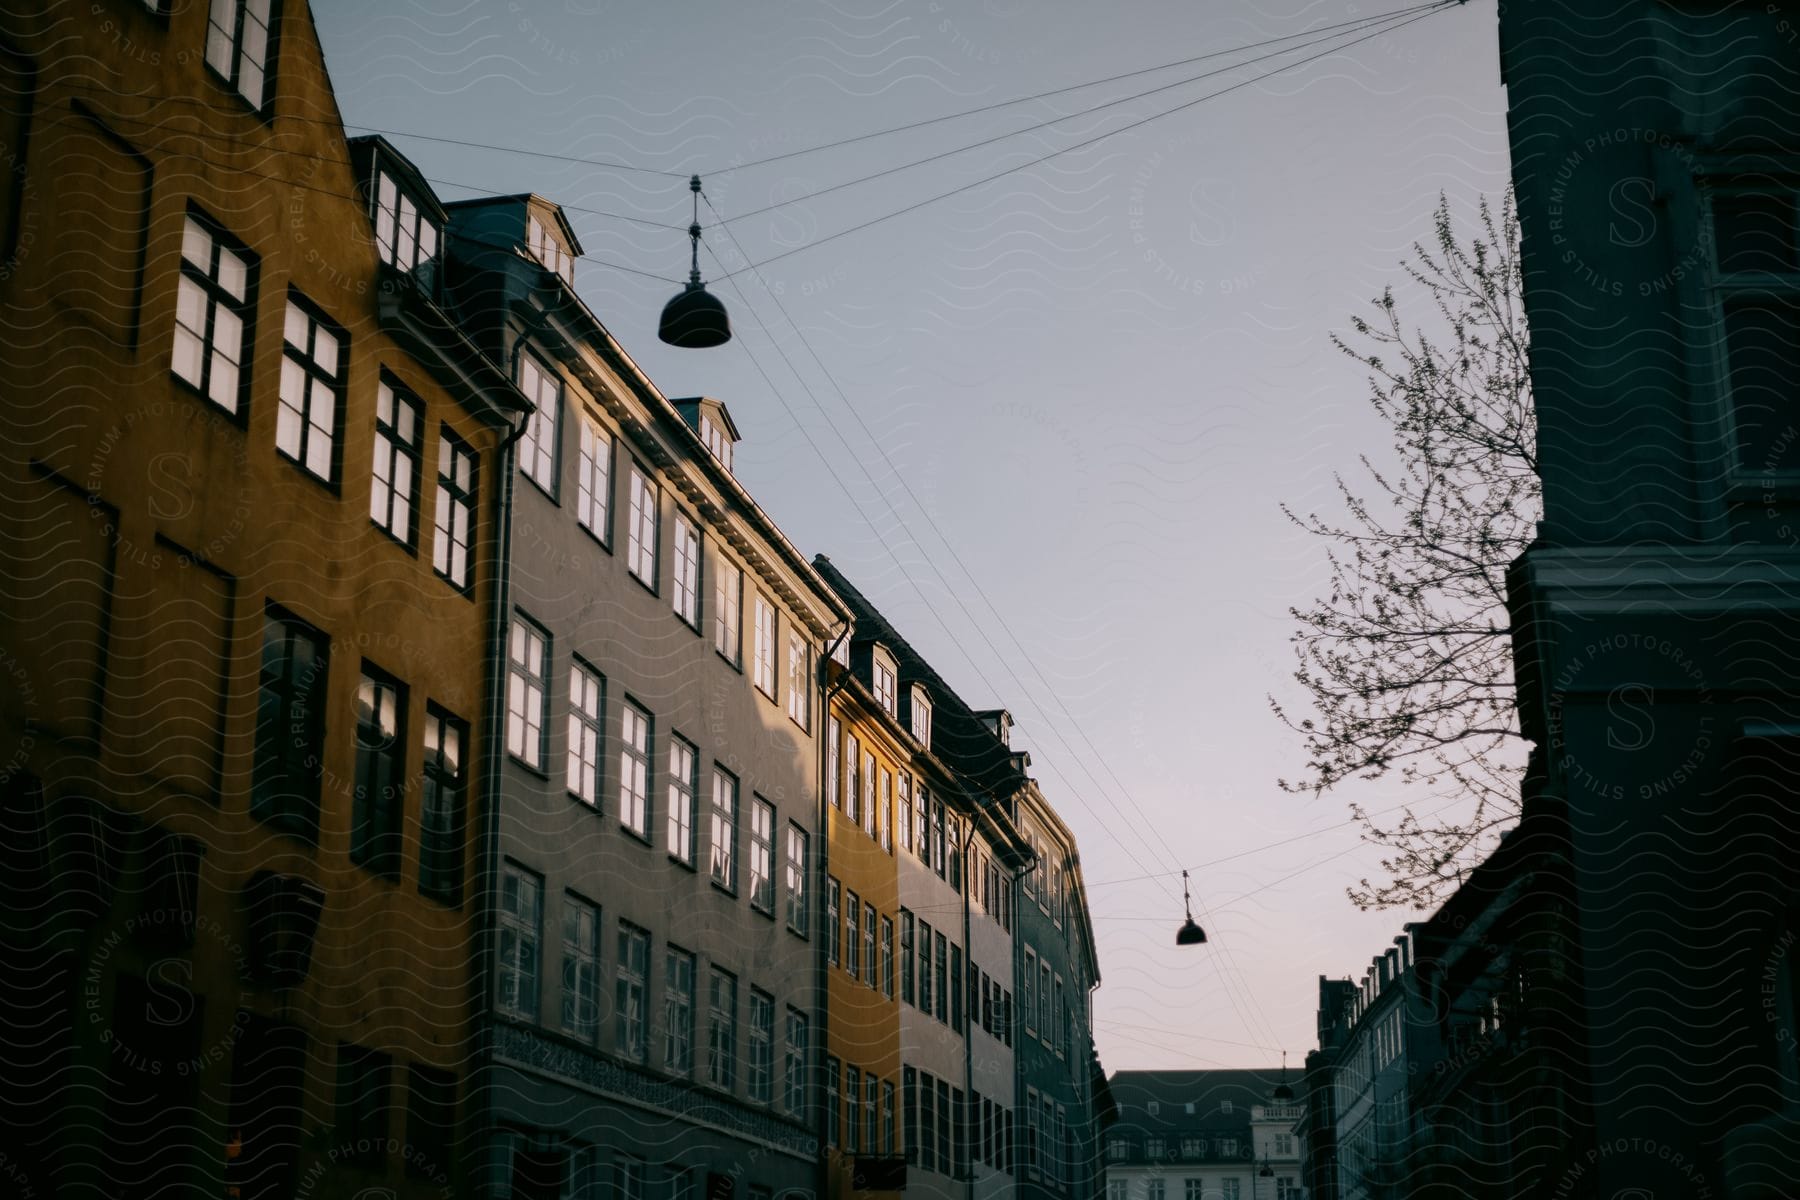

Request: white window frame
left=749, top=796, right=775, bottom=913
left=785, top=823, right=807, bottom=935
left=615, top=921, right=649, bottom=1062
left=752, top=594, right=777, bottom=698
left=516, top=352, right=560, bottom=495
left=567, top=660, right=604, bottom=806
left=663, top=946, right=695, bottom=1075
left=496, top=863, right=541, bottom=1020
left=714, top=557, right=742, bottom=665
left=370, top=376, right=421, bottom=544
left=673, top=512, right=701, bottom=627
left=277, top=295, right=341, bottom=482
left=627, top=465, right=659, bottom=588
left=710, top=768, right=737, bottom=891
left=432, top=429, right=476, bottom=591
left=204, top=0, right=274, bottom=110
left=620, top=700, right=651, bottom=837
left=507, top=617, right=549, bottom=770
left=560, top=893, right=600, bottom=1042
left=172, top=212, right=252, bottom=413
left=372, top=172, right=440, bottom=273
left=785, top=632, right=809, bottom=727
left=747, top=989, right=774, bottom=1104
left=576, top=417, right=612, bottom=542
left=668, top=734, right=697, bottom=865
left=911, top=687, right=932, bottom=747
left=707, top=967, right=737, bottom=1090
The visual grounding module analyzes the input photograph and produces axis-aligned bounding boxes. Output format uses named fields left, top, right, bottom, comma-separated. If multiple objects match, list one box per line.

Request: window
left=1275, top=1179, right=1298, bottom=1200
left=432, top=429, right=477, bottom=590
left=1021, top=953, right=1037, bottom=1036
left=496, top=863, right=541, bottom=1020
left=560, top=894, right=600, bottom=1042
left=898, top=773, right=912, bottom=853
left=615, top=922, right=649, bottom=1062
left=334, top=1044, right=391, bottom=1159
left=1053, top=976, right=1065, bottom=1056
left=1039, top=960, right=1051, bottom=1040
left=372, top=172, right=439, bottom=273
left=918, top=920, right=933, bottom=1014
left=901, top=910, right=915, bottom=1005
left=845, top=891, right=861, bottom=981
left=613, top=1158, right=644, bottom=1200
left=714, top=559, right=741, bottom=664
left=709, top=768, right=737, bottom=890
left=752, top=595, right=777, bottom=697
left=370, top=377, right=422, bottom=544
left=749, top=796, right=775, bottom=913
left=784, top=824, right=807, bottom=934
left=506, top=617, right=548, bottom=770
left=845, top=733, right=862, bottom=827
left=1184, top=1180, right=1204, bottom=1200
left=872, top=651, right=897, bottom=715
left=880, top=917, right=894, bottom=998
left=1181, top=1136, right=1203, bottom=1157
left=936, top=928, right=950, bottom=1021
left=916, top=788, right=931, bottom=868
left=627, top=466, right=658, bottom=587
left=1110, top=1181, right=1130, bottom=1200
left=204, top=0, right=275, bottom=109
left=882, top=1080, right=896, bottom=1155
left=706, top=968, right=737, bottom=1090
left=1108, top=1139, right=1131, bottom=1163
left=350, top=666, right=405, bottom=878
left=672, top=513, right=701, bottom=626
left=568, top=662, right=604, bottom=807
left=668, top=735, right=697, bottom=865
left=845, top=1065, right=861, bottom=1153
left=904, top=1068, right=919, bottom=1165
left=516, top=352, right=559, bottom=494
left=1222, top=1181, right=1241, bottom=1200
left=253, top=607, right=328, bottom=841
left=620, top=701, right=651, bottom=837
left=950, top=945, right=963, bottom=1031
left=862, top=750, right=876, bottom=839
left=1221, top=1099, right=1233, bottom=1114
left=785, top=634, right=809, bottom=727
left=277, top=296, right=342, bottom=482
left=663, top=947, right=695, bottom=1075
left=826, top=716, right=841, bottom=810
left=418, top=705, right=467, bottom=905
left=827, top=878, right=841, bottom=966
left=878, top=769, right=891, bottom=852
left=747, top=990, right=774, bottom=1103
left=576, top=418, right=611, bottom=540
left=1275, top=1133, right=1295, bottom=1156
left=863, top=902, right=878, bottom=987
left=784, top=1009, right=807, bottom=1115
left=866, top=1073, right=880, bottom=1157
left=1149, top=1182, right=1168, bottom=1200
left=527, top=214, right=574, bottom=284
left=173, top=212, right=254, bottom=414
left=698, top=411, right=734, bottom=471
left=1221, top=1137, right=1239, bottom=1156
left=1708, top=187, right=1800, bottom=471
left=827, top=1056, right=842, bottom=1148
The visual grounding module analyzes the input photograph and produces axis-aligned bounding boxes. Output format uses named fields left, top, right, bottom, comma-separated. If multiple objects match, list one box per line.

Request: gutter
left=815, top=621, right=851, bottom=1200
left=472, top=323, right=530, bottom=1191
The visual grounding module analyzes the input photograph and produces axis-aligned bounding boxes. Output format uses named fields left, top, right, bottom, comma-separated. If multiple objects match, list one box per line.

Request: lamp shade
left=659, top=280, right=731, bottom=348
left=1176, top=917, right=1208, bottom=946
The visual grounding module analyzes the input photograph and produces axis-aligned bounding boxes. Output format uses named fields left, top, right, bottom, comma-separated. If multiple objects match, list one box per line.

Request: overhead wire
left=719, top=0, right=1452, bottom=173
left=716, top=1, right=1457, bottom=277
left=713, top=0, right=1453, bottom=229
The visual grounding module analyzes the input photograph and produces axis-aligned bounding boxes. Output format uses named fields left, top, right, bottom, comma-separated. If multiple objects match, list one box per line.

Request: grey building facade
left=444, top=195, right=847, bottom=1198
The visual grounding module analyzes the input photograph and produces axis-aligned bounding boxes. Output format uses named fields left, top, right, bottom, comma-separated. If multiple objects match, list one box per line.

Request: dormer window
left=911, top=687, right=932, bottom=748
left=698, top=412, right=734, bottom=473
left=872, top=649, right=898, bottom=716
left=374, top=173, right=440, bottom=274
left=527, top=215, right=574, bottom=285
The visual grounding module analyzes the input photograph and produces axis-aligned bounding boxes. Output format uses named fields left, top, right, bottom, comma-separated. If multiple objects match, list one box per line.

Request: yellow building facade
left=822, top=659, right=909, bottom=1197
left=0, top=3, right=522, bottom=1195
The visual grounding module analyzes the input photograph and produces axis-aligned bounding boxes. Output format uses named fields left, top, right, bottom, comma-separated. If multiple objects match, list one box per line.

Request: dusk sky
left=313, top=0, right=1514, bottom=1073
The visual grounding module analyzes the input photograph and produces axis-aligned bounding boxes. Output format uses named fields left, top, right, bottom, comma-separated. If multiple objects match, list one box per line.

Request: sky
left=312, top=0, right=1514, bottom=1072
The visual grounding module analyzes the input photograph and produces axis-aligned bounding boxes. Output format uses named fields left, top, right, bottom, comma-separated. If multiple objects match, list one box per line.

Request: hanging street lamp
left=1176, top=868, right=1208, bottom=946
left=659, top=175, right=732, bottom=348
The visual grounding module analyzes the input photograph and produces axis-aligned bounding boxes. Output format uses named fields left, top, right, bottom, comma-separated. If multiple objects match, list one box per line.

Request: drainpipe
left=961, top=804, right=977, bottom=1200
left=473, top=314, right=533, bottom=1196
left=815, top=621, right=850, bottom=1200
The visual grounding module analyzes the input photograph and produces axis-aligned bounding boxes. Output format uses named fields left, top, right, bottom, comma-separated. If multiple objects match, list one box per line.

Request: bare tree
left=1272, top=190, right=1537, bottom=911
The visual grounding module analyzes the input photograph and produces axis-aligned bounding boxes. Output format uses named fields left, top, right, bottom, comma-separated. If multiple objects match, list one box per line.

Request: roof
left=1107, top=1069, right=1289, bottom=1134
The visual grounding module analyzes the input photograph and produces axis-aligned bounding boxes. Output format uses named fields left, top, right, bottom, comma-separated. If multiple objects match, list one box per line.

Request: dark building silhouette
left=1500, top=0, right=1800, bottom=1194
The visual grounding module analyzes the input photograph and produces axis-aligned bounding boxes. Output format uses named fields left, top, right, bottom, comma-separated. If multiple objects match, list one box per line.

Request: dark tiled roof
left=1107, top=1069, right=1286, bottom=1134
